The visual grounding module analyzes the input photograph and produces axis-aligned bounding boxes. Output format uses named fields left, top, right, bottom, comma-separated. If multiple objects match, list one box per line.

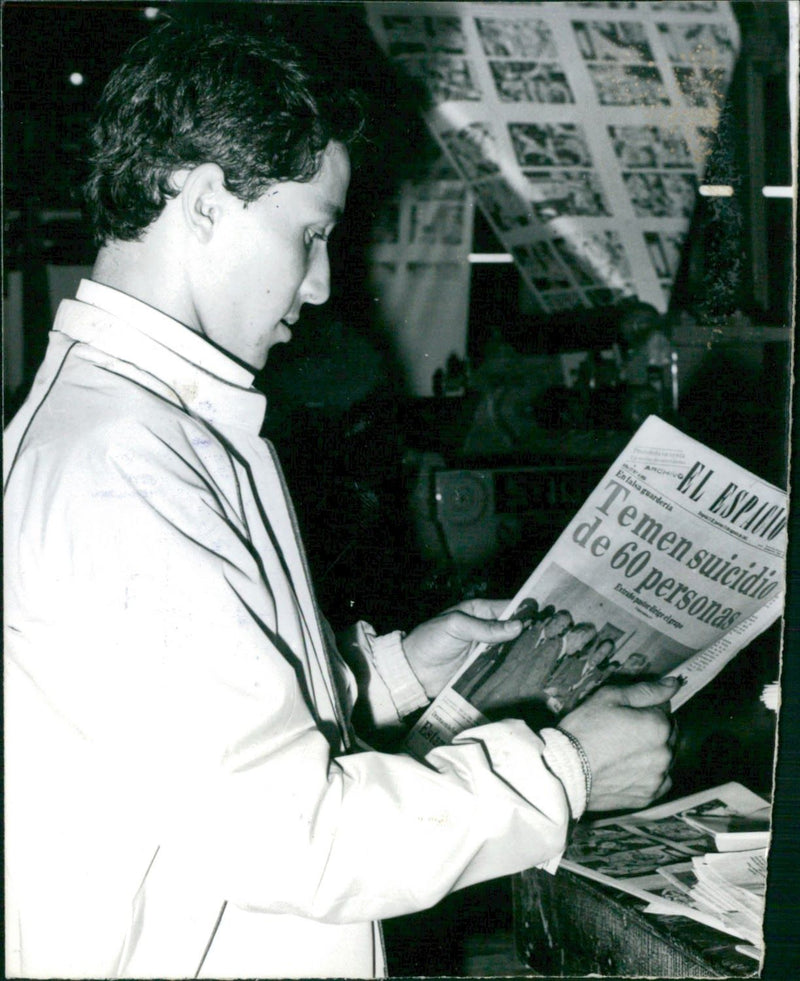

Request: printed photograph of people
left=452, top=561, right=693, bottom=722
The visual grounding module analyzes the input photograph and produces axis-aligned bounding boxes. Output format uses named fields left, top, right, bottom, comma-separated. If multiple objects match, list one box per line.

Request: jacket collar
left=53, top=280, right=267, bottom=435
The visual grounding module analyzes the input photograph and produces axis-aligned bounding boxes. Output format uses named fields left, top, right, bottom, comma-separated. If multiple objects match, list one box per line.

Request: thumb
left=612, top=676, right=681, bottom=709
left=452, top=612, right=524, bottom=644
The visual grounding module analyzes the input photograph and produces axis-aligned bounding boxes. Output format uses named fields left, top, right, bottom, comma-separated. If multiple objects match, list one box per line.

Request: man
left=470, top=609, right=577, bottom=715
left=3, top=19, right=677, bottom=979
left=452, top=597, right=541, bottom=702
left=618, top=651, right=651, bottom=677
left=533, top=620, right=597, bottom=701
left=544, top=626, right=604, bottom=714
left=561, top=637, right=619, bottom=713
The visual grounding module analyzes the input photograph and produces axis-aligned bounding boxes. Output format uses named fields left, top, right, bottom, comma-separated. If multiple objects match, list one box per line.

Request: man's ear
left=178, top=163, right=228, bottom=244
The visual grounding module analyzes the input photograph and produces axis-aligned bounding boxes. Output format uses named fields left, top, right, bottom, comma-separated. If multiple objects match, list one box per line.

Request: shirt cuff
left=539, top=727, right=588, bottom=822
left=340, top=622, right=429, bottom=731
left=369, top=630, right=429, bottom=719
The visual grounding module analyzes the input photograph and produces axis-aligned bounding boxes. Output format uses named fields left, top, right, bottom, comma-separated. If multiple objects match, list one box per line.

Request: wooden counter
left=514, top=866, right=759, bottom=978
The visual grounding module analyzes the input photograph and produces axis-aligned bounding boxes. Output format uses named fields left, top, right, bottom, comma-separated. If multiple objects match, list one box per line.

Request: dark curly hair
left=83, top=19, right=365, bottom=245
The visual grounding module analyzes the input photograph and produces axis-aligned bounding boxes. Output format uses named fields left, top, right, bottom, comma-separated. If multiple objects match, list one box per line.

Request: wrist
left=556, top=726, right=592, bottom=809
left=541, top=726, right=592, bottom=820
left=399, top=632, right=443, bottom=701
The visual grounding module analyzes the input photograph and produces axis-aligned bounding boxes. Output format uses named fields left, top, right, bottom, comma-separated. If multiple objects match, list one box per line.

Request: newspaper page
left=559, top=782, right=769, bottom=951
left=407, top=415, right=786, bottom=757
left=366, top=1, right=739, bottom=314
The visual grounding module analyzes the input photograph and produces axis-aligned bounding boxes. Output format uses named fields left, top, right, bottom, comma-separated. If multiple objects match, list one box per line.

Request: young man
left=3, top=20, right=678, bottom=979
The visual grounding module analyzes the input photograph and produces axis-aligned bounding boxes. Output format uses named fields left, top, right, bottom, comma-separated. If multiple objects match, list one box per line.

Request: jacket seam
left=4, top=340, right=80, bottom=491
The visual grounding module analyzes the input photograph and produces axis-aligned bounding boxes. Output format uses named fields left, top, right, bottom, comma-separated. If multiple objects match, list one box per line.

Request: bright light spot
left=69, top=72, right=84, bottom=86
left=467, top=253, right=514, bottom=263
left=762, top=186, right=794, bottom=198
left=699, top=185, right=734, bottom=197
left=143, top=6, right=160, bottom=19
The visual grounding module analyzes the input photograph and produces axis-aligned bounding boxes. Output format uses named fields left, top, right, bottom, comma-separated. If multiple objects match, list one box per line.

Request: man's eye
left=307, top=229, right=329, bottom=246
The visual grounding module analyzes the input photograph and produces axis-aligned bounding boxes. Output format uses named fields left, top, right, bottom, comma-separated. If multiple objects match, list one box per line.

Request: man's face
left=565, top=627, right=595, bottom=656
left=516, top=598, right=539, bottom=623
left=545, top=612, right=571, bottom=639
left=586, top=643, right=609, bottom=669
left=192, top=141, right=350, bottom=369
left=622, top=653, right=647, bottom=674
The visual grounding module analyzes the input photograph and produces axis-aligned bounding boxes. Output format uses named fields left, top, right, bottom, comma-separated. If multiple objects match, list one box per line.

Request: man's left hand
left=402, top=600, right=524, bottom=700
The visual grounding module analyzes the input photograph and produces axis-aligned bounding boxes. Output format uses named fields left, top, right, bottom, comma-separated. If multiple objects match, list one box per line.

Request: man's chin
left=256, top=335, right=291, bottom=370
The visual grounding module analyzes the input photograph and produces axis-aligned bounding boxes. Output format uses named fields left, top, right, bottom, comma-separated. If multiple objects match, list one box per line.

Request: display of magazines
left=407, top=415, right=786, bottom=757
left=560, top=782, right=770, bottom=956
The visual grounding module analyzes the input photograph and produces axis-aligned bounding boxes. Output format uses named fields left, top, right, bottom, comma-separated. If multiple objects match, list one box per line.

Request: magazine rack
left=513, top=866, right=758, bottom=978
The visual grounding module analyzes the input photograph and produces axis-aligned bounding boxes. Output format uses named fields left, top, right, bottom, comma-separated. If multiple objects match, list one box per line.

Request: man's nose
left=302, top=245, right=331, bottom=307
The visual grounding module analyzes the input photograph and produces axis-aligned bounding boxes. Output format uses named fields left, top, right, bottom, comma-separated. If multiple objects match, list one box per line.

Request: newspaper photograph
left=559, top=782, right=770, bottom=952
left=407, top=416, right=787, bottom=756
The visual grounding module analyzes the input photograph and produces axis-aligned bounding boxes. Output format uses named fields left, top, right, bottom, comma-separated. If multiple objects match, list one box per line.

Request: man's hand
left=402, top=600, right=524, bottom=700
left=558, top=677, right=679, bottom=812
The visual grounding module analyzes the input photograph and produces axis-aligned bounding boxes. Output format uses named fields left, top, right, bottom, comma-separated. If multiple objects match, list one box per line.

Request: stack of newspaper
left=653, top=848, right=767, bottom=950
left=560, top=782, right=770, bottom=958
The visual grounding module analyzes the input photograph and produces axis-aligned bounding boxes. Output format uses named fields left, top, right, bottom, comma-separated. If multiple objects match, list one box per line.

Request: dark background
left=3, top=2, right=797, bottom=977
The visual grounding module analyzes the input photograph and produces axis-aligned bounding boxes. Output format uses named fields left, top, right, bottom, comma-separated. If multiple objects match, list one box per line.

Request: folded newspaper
left=407, top=416, right=787, bottom=757
left=559, top=782, right=770, bottom=954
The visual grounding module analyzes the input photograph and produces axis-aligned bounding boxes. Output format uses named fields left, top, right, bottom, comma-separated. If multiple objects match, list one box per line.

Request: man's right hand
left=558, top=677, right=679, bottom=812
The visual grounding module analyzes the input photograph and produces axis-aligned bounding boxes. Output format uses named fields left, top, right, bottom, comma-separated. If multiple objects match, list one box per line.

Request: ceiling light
left=698, top=185, right=734, bottom=197
left=467, top=253, right=514, bottom=263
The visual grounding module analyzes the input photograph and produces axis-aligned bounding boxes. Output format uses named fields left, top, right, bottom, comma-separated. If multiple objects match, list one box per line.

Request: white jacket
left=3, top=280, right=584, bottom=979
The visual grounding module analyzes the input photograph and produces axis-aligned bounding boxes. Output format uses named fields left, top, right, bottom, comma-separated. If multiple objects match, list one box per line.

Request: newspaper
left=559, top=782, right=769, bottom=952
left=366, top=2, right=740, bottom=314
left=406, top=415, right=786, bottom=757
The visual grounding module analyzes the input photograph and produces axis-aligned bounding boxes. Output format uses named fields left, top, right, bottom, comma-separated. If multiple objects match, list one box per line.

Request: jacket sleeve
left=336, top=623, right=586, bottom=821
left=6, top=417, right=584, bottom=927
